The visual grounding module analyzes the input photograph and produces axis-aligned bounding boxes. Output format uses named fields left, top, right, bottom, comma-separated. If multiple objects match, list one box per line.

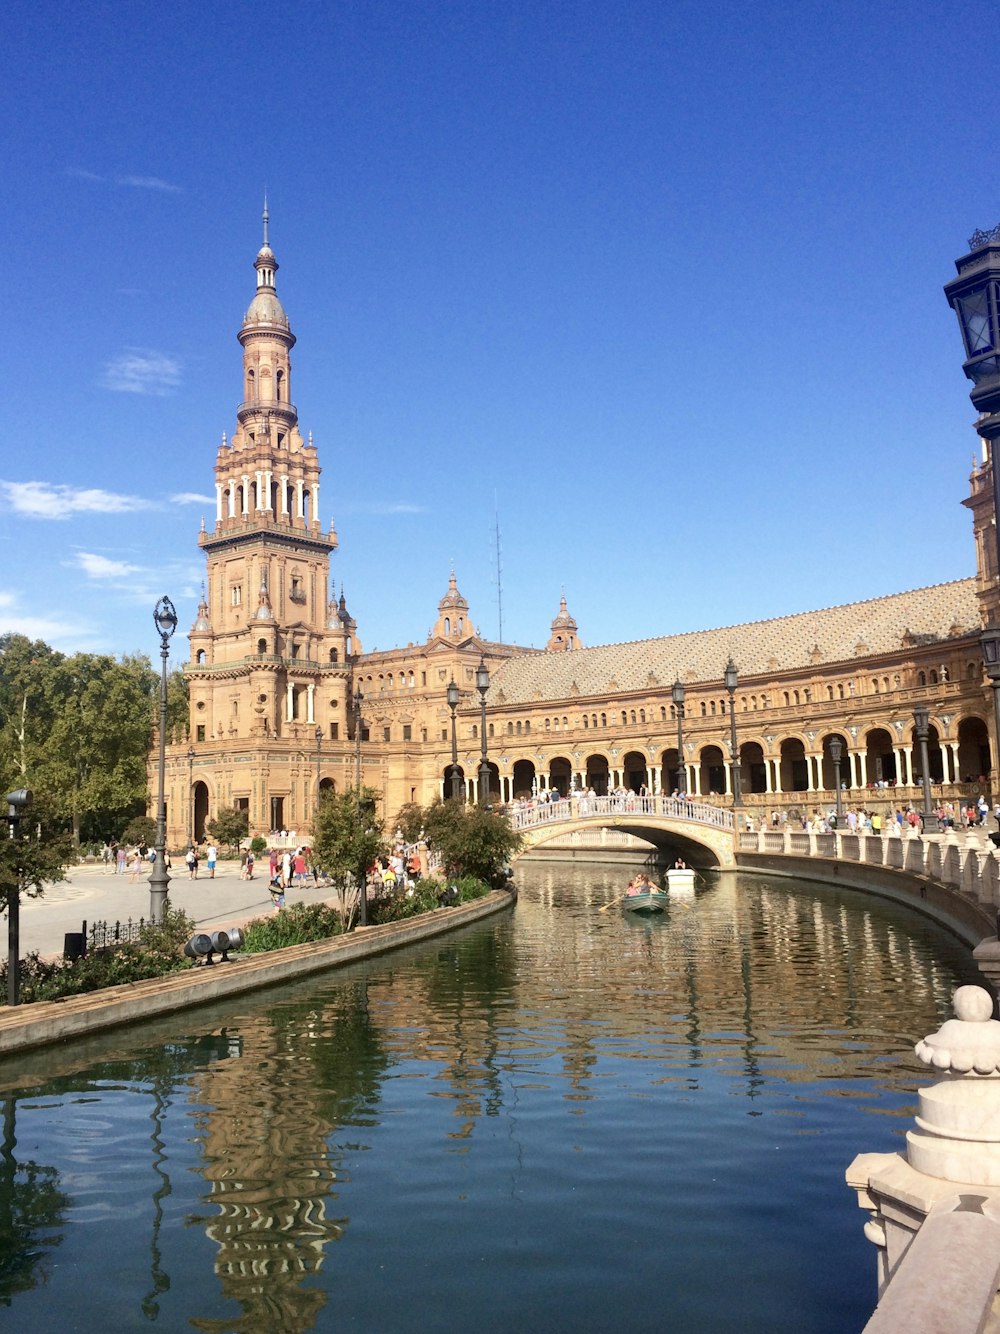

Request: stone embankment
left=0, top=889, right=516, bottom=1059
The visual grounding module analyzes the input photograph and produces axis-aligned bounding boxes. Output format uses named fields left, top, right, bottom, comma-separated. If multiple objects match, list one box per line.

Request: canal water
left=0, top=863, right=981, bottom=1333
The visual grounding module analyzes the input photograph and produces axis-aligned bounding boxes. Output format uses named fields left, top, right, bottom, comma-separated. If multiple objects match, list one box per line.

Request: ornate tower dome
left=431, top=569, right=470, bottom=641
left=547, top=593, right=581, bottom=651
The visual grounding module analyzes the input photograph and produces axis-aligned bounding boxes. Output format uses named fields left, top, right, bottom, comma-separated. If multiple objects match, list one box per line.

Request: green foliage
left=368, top=874, right=491, bottom=924
left=0, top=905, right=197, bottom=1005
left=121, top=815, right=156, bottom=847
left=0, top=805, right=74, bottom=914
left=250, top=835, right=268, bottom=855
left=312, top=787, right=386, bottom=889
left=207, top=805, right=249, bottom=854
left=393, top=801, right=426, bottom=845
left=0, top=634, right=160, bottom=845
left=419, top=799, right=522, bottom=886
left=240, top=901, right=344, bottom=952
left=165, top=668, right=190, bottom=744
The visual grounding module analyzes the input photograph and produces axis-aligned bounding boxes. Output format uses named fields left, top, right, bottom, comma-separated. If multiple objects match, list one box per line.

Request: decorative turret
left=547, top=593, right=581, bottom=652
left=431, top=569, right=470, bottom=641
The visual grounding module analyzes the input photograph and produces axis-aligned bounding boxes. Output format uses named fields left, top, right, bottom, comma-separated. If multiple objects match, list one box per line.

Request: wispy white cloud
left=0, top=481, right=154, bottom=520
left=102, top=348, right=181, bottom=396
left=362, top=501, right=426, bottom=515
left=0, top=592, right=98, bottom=651
left=67, top=167, right=182, bottom=193
left=74, top=552, right=142, bottom=579
left=171, top=491, right=214, bottom=505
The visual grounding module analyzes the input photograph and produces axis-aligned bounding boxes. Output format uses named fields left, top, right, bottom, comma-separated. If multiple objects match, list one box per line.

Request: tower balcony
left=236, top=396, right=298, bottom=426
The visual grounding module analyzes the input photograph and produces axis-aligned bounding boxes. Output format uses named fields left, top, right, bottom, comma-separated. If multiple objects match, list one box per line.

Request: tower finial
left=262, top=194, right=269, bottom=247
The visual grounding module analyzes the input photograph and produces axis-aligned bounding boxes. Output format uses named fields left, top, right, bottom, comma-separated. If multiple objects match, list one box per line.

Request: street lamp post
left=314, top=725, right=323, bottom=817
left=672, top=680, right=686, bottom=797
left=981, top=628, right=1000, bottom=798
left=447, top=680, right=462, bottom=800
left=4, top=788, right=31, bottom=1007
left=150, top=596, right=177, bottom=924
left=724, top=658, right=742, bottom=807
left=913, top=706, right=937, bottom=834
left=829, top=736, right=844, bottom=825
left=946, top=230, right=1000, bottom=787
left=476, top=659, right=491, bottom=807
left=186, top=745, right=195, bottom=845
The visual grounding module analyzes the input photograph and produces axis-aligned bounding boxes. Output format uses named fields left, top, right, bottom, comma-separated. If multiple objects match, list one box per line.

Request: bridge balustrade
left=510, top=794, right=735, bottom=834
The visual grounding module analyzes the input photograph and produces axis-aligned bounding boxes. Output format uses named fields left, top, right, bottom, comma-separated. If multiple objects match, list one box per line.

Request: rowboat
left=667, top=868, right=696, bottom=894
left=623, top=890, right=667, bottom=914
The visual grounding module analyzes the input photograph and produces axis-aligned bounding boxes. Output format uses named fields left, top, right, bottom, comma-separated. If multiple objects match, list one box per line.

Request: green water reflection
left=0, top=865, right=982, bottom=1333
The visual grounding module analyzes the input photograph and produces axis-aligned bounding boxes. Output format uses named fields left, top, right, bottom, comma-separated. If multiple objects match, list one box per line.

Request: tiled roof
left=488, top=579, right=980, bottom=705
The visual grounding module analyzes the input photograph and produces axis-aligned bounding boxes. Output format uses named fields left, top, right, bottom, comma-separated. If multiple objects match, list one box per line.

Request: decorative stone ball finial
left=915, top=985, right=1000, bottom=1076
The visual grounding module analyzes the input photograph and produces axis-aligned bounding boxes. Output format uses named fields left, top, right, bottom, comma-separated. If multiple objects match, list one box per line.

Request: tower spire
left=262, top=194, right=269, bottom=247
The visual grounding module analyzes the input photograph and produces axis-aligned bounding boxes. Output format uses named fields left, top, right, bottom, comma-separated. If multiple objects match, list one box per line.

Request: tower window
left=231, top=585, right=242, bottom=607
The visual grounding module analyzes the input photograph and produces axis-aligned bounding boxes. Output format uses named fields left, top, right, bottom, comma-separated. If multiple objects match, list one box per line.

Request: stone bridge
left=511, top=795, right=737, bottom=867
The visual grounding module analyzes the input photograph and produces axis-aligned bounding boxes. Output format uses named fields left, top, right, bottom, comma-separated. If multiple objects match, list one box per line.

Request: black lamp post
left=352, top=686, right=366, bottom=927
left=672, top=680, right=686, bottom=797
left=946, top=229, right=1000, bottom=780
left=476, top=659, right=491, bottom=807
left=829, top=736, right=844, bottom=825
left=913, top=706, right=937, bottom=834
left=150, top=596, right=177, bottom=924
left=447, top=680, right=462, bottom=800
left=4, top=788, right=31, bottom=1007
left=314, top=725, right=323, bottom=816
left=186, top=745, right=195, bottom=845
left=982, top=627, right=1000, bottom=797
left=724, top=658, right=742, bottom=807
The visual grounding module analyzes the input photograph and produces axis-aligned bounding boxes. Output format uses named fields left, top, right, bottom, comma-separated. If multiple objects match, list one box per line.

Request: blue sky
left=3, top=1, right=996, bottom=666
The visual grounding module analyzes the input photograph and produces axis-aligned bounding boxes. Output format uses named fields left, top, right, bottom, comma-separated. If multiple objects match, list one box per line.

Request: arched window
left=444, top=617, right=450, bottom=636
left=545, top=718, right=551, bottom=731
left=929, top=670, right=938, bottom=685
left=661, top=706, right=667, bottom=721
left=793, top=691, right=800, bottom=706
left=640, top=708, right=646, bottom=723
left=827, top=686, right=834, bottom=701
left=472, top=724, right=478, bottom=739
left=583, top=716, right=589, bottom=729
left=196, top=649, right=206, bottom=664
left=488, top=723, right=494, bottom=738
left=630, top=710, right=636, bottom=724
left=621, top=711, right=627, bottom=726
left=918, top=671, right=926, bottom=687
left=709, top=701, right=716, bottom=716
left=507, top=722, right=513, bottom=735
left=247, top=368, right=255, bottom=398
left=329, top=648, right=338, bottom=663
left=700, top=702, right=707, bottom=717
left=525, top=721, right=531, bottom=734
left=516, top=721, right=522, bottom=734
left=783, top=692, right=790, bottom=707
left=601, top=713, right=607, bottom=727
left=276, top=369, right=284, bottom=401
left=257, top=638, right=267, bottom=654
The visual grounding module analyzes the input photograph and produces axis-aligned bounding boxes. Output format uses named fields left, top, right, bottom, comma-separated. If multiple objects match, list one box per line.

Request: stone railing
left=510, top=794, right=735, bottom=833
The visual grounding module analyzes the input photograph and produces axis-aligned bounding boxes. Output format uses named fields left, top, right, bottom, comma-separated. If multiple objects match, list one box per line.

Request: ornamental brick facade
left=153, top=221, right=1000, bottom=848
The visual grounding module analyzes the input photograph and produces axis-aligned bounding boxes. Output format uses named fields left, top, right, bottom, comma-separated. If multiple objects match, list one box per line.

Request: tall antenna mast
left=493, top=494, right=504, bottom=643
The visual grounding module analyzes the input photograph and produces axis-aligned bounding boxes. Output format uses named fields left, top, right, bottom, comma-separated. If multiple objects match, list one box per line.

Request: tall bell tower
left=176, top=207, right=358, bottom=840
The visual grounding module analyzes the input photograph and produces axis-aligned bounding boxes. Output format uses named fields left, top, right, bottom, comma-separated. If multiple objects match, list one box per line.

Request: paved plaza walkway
left=11, top=860, right=339, bottom=958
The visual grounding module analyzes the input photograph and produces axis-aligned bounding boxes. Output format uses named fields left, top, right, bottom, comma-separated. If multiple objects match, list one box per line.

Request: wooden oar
left=599, top=893, right=627, bottom=913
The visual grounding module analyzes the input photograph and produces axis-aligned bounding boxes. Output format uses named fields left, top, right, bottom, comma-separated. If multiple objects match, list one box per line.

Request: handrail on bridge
left=510, top=794, right=735, bottom=832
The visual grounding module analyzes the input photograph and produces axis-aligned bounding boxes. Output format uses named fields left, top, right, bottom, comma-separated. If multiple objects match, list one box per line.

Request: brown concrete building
left=155, top=220, right=1000, bottom=846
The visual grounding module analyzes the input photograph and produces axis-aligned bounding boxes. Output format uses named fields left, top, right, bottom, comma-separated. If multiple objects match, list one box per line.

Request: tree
left=207, top=806, right=249, bottom=855
left=0, top=801, right=74, bottom=914
left=393, top=802, right=425, bottom=845
left=420, top=799, right=522, bottom=887
left=121, top=815, right=156, bottom=848
left=312, top=788, right=386, bottom=901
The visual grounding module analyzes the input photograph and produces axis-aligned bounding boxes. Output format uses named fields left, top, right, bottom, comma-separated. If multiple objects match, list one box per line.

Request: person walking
left=206, top=843, right=218, bottom=878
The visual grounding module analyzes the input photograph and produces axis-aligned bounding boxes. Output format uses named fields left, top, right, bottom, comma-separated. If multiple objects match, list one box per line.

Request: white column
left=296, top=478, right=304, bottom=519
left=806, top=755, right=815, bottom=792
left=286, top=682, right=294, bottom=722
left=904, top=746, right=914, bottom=785
left=311, top=481, right=319, bottom=525
left=227, top=481, right=236, bottom=518
left=858, top=750, right=869, bottom=786
left=255, top=471, right=263, bottom=510
left=264, top=470, right=273, bottom=512
left=306, top=683, right=315, bottom=725
left=215, top=482, right=223, bottom=523
left=280, top=475, right=290, bottom=515
left=241, top=476, right=250, bottom=516
left=949, top=742, right=960, bottom=785
left=724, top=761, right=732, bottom=796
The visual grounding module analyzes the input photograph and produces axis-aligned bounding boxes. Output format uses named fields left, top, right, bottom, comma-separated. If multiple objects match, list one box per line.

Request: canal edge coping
left=0, top=888, right=517, bottom=1059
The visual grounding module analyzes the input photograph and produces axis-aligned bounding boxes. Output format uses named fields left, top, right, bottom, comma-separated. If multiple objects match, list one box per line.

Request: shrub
left=368, top=875, right=491, bottom=924
left=240, top=900, right=344, bottom=952
left=0, top=903, right=197, bottom=1005
left=250, top=835, right=267, bottom=855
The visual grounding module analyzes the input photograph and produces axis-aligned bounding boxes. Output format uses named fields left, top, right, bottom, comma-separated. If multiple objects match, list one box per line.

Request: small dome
left=243, top=290, right=289, bottom=328
left=192, top=597, right=210, bottom=633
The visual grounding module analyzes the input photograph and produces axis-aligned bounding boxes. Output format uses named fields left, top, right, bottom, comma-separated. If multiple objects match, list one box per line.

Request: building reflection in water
left=0, top=865, right=980, bottom=1331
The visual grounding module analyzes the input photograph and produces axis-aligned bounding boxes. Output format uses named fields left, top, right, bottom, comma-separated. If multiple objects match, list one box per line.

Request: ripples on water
left=0, top=865, right=981, bottom=1333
